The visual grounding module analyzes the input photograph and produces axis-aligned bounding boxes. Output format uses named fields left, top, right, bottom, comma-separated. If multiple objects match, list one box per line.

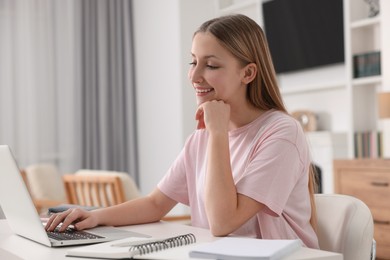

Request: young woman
left=46, top=14, right=319, bottom=249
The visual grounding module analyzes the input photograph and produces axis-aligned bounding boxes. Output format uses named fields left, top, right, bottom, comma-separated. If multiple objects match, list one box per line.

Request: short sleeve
left=236, top=129, right=305, bottom=217
left=157, top=147, right=190, bottom=205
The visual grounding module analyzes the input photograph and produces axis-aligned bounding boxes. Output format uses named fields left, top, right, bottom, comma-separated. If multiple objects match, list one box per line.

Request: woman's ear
left=241, top=63, right=257, bottom=85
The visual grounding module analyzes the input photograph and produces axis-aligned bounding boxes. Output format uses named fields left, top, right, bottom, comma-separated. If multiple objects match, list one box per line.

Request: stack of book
left=354, top=131, right=383, bottom=158
left=353, top=51, right=381, bottom=78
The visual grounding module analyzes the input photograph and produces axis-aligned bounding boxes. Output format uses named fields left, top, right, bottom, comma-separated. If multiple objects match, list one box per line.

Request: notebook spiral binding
left=129, top=233, right=196, bottom=255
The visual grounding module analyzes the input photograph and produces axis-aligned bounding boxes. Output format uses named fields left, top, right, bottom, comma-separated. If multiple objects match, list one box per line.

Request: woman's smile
left=194, top=87, right=214, bottom=96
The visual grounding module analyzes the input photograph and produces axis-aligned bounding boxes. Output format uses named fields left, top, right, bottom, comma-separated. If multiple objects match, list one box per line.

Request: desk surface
left=0, top=219, right=342, bottom=260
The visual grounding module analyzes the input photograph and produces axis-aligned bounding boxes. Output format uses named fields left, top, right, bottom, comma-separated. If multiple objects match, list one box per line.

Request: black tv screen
left=262, top=0, right=344, bottom=74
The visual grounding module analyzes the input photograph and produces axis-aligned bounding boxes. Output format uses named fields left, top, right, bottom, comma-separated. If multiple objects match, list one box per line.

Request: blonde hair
left=195, top=14, right=286, bottom=112
left=195, top=14, right=317, bottom=231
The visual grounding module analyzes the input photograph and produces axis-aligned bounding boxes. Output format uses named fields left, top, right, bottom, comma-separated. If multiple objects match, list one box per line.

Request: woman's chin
left=196, top=96, right=217, bottom=106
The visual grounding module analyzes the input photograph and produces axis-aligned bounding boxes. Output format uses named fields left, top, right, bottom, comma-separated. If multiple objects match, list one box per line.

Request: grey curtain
left=79, top=0, right=138, bottom=180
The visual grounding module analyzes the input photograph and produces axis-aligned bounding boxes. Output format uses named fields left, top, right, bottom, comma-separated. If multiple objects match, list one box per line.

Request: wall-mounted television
left=262, top=0, right=344, bottom=74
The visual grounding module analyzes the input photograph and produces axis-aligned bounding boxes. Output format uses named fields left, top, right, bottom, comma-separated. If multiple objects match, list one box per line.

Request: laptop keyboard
left=47, top=227, right=104, bottom=241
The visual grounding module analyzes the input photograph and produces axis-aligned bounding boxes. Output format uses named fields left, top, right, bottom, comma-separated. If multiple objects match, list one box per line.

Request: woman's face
left=188, top=32, right=247, bottom=106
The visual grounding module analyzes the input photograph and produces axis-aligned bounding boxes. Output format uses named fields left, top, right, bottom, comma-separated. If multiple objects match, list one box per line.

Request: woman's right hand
left=45, top=208, right=99, bottom=232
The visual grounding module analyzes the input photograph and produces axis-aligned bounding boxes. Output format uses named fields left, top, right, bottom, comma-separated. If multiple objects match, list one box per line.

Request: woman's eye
left=188, top=61, right=218, bottom=69
left=207, top=65, right=219, bottom=69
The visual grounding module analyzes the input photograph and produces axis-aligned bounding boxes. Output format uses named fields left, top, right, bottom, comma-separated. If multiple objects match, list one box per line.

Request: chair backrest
left=75, top=169, right=140, bottom=200
left=22, top=164, right=67, bottom=213
left=63, top=169, right=140, bottom=207
left=63, top=171, right=137, bottom=207
left=315, top=194, right=374, bottom=260
left=24, top=163, right=66, bottom=201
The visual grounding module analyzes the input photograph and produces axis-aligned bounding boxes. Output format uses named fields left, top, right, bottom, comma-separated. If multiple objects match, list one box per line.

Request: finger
left=195, top=107, right=204, bottom=121
left=197, top=119, right=205, bottom=129
left=196, top=113, right=205, bottom=129
left=59, top=209, right=83, bottom=232
left=44, top=214, right=55, bottom=230
left=46, top=213, right=62, bottom=231
left=47, top=209, right=72, bottom=231
left=195, top=107, right=205, bottom=129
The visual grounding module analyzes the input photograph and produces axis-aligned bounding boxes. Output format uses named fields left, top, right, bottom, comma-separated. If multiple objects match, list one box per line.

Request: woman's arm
left=97, top=188, right=177, bottom=226
left=45, top=188, right=177, bottom=232
left=199, top=100, right=264, bottom=236
left=205, top=130, right=264, bottom=236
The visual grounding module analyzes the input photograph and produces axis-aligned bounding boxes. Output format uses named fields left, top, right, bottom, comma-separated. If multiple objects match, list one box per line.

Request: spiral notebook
left=66, top=233, right=196, bottom=259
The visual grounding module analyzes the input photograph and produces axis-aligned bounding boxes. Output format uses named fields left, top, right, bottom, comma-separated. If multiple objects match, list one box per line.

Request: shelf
left=281, top=81, right=345, bottom=95
left=352, top=75, right=382, bottom=86
left=350, top=16, right=380, bottom=29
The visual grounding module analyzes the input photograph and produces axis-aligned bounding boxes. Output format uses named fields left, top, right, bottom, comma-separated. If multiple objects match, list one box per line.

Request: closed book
left=189, top=237, right=302, bottom=260
left=370, top=131, right=378, bottom=159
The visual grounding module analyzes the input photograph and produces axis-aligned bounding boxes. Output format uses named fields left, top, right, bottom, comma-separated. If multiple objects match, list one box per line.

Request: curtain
left=80, top=0, right=137, bottom=175
left=0, top=0, right=79, bottom=170
left=0, top=0, right=138, bottom=182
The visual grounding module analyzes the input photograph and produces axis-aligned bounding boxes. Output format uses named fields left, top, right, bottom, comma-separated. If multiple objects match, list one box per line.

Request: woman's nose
left=189, top=65, right=203, bottom=84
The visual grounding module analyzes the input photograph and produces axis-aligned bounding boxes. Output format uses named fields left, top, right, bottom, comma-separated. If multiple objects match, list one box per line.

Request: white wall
left=178, top=1, right=217, bottom=138
left=133, top=0, right=182, bottom=196
left=132, top=0, right=215, bottom=205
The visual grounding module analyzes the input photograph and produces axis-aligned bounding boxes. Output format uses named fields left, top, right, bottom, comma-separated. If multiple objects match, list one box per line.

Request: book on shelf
left=354, top=131, right=383, bottom=158
left=189, top=237, right=302, bottom=260
left=66, top=233, right=196, bottom=259
left=353, top=51, right=381, bottom=78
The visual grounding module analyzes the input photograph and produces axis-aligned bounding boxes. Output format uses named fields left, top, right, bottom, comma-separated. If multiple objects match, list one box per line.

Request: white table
left=0, top=219, right=342, bottom=260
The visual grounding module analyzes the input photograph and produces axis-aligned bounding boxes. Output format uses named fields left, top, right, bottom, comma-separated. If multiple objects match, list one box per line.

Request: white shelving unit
left=344, top=0, right=390, bottom=158
left=214, top=0, right=390, bottom=192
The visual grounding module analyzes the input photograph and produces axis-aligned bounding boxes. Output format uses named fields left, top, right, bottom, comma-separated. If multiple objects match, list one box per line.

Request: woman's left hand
left=195, top=100, right=230, bottom=134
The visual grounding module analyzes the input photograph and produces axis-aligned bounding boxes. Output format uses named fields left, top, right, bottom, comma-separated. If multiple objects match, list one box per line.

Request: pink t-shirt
left=157, top=109, right=319, bottom=249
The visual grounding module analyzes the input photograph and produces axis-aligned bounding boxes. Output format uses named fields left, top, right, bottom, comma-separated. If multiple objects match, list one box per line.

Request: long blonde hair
left=195, top=14, right=317, bottom=230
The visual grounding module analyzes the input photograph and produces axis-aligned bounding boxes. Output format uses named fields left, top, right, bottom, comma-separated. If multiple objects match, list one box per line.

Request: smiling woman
left=45, top=14, right=319, bottom=250
left=181, top=15, right=318, bottom=247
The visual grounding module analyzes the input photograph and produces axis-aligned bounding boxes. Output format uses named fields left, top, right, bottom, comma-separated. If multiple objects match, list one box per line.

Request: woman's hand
left=45, top=208, right=98, bottom=232
left=195, top=100, right=230, bottom=133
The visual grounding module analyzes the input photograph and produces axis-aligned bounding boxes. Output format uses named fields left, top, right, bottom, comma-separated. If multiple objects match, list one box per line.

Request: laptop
left=0, top=145, right=150, bottom=247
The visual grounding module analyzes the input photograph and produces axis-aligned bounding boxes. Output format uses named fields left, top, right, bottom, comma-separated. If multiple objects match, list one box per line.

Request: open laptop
left=0, top=145, right=149, bottom=247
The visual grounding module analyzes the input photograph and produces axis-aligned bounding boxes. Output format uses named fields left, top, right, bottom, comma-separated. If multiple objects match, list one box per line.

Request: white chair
left=315, top=194, right=375, bottom=260
left=22, top=163, right=67, bottom=213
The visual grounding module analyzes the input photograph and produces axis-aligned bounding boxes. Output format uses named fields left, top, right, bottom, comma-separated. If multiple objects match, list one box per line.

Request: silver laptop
left=0, top=145, right=149, bottom=247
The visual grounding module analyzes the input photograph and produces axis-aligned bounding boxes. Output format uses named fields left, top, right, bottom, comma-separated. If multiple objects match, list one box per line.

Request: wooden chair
left=62, top=174, right=127, bottom=207
left=75, top=170, right=140, bottom=201
left=63, top=171, right=191, bottom=224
